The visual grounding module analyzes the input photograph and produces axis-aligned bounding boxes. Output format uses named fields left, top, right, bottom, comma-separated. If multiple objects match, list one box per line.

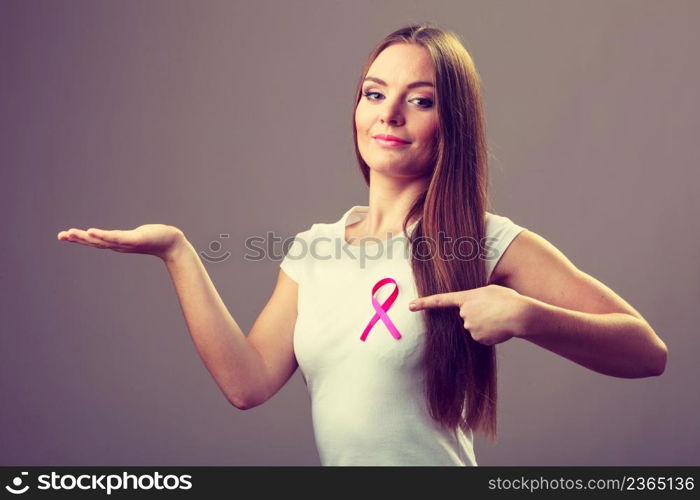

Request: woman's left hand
left=408, top=284, right=534, bottom=346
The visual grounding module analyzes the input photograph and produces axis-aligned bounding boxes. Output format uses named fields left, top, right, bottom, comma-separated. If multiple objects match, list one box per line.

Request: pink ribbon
left=359, top=277, right=402, bottom=341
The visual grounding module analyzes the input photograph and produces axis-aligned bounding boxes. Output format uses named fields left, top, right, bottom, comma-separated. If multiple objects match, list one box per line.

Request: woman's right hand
left=57, top=224, right=186, bottom=261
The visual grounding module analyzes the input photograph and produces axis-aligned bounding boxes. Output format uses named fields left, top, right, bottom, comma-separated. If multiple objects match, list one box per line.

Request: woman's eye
left=362, top=90, right=433, bottom=108
left=412, top=97, right=433, bottom=108
left=362, top=91, right=382, bottom=101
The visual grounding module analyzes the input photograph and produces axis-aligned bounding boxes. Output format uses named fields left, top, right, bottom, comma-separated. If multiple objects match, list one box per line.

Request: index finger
left=409, top=291, right=464, bottom=311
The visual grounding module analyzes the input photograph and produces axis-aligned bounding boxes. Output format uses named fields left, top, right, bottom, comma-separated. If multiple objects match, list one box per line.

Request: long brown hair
left=351, top=24, right=497, bottom=440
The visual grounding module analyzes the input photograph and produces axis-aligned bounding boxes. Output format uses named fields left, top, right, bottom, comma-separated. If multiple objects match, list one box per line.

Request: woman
left=57, top=24, right=667, bottom=466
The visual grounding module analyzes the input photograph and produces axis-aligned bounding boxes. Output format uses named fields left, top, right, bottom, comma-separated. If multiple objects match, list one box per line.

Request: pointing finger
left=409, top=292, right=464, bottom=311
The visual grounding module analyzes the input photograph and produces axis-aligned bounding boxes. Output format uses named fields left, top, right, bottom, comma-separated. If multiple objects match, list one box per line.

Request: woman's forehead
left=368, top=47, right=435, bottom=85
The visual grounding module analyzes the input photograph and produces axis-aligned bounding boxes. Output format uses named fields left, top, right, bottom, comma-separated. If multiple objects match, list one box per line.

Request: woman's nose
left=380, top=106, right=404, bottom=126
left=378, top=95, right=405, bottom=125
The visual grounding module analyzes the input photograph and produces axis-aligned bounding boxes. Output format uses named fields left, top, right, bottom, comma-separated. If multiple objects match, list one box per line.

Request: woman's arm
left=493, top=230, right=668, bottom=378
left=163, top=234, right=299, bottom=408
left=59, top=224, right=299, bottom=408
left=517, top=297, right=667, bottom=378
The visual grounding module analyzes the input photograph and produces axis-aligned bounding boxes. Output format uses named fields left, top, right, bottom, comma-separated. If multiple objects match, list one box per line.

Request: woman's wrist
left=160, top=228, right=192, bottom=265
left=513, top=294, right=542, bottom=339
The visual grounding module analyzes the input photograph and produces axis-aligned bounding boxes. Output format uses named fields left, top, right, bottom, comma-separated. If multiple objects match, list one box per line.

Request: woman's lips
left=373, top=137, right=411, bottom=148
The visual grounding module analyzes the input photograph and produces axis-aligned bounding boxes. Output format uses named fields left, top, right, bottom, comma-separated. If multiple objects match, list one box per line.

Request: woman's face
left=355, top=43, right=439, bottom=178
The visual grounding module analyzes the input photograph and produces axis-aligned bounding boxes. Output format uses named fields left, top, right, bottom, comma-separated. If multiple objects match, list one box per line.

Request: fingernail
left=409, top=302, right=416, bottom=310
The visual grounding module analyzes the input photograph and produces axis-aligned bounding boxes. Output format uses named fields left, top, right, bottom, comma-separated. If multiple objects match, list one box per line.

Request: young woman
left=57, top=24, right=667, bottom=466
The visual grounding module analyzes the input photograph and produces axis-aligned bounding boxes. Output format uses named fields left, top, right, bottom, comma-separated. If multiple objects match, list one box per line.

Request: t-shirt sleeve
left=279, top=225, right=314, bottom=284
left=483, top=212, right=527, bottom=283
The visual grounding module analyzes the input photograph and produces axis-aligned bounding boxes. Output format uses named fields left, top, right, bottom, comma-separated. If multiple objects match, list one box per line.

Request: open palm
left=57, top=224, right=182, bottom=260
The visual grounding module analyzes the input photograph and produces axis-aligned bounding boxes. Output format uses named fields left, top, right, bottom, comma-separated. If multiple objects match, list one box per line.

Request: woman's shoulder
left=292, top=206, right=354, bottom=239
left=291, top=221, right=335, bottom=240
left=483, top=210, right=528, bottom=284
left=484, top=210, right=526, bottom=237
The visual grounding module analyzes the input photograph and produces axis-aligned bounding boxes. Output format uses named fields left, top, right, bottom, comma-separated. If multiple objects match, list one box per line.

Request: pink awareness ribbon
left=359, top=277, right=402, bottom=341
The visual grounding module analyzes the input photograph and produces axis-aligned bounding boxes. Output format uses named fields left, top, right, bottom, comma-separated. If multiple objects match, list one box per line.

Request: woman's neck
left=363, top=171, right=427, bottom=235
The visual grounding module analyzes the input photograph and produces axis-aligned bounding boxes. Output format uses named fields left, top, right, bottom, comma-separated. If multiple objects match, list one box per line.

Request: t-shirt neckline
left=338, top=205, right=420, bottom=248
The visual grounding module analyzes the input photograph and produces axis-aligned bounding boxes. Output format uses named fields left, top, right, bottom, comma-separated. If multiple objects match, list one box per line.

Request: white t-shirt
left=280, top=205, right=526, bottom=466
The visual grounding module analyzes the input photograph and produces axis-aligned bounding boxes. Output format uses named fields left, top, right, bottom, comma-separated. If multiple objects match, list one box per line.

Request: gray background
left=1, top=0, right=698, bottom=465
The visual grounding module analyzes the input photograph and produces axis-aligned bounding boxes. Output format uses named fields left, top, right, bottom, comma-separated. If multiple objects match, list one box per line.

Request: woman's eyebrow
left=363, top=76, right=434, bottom=89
